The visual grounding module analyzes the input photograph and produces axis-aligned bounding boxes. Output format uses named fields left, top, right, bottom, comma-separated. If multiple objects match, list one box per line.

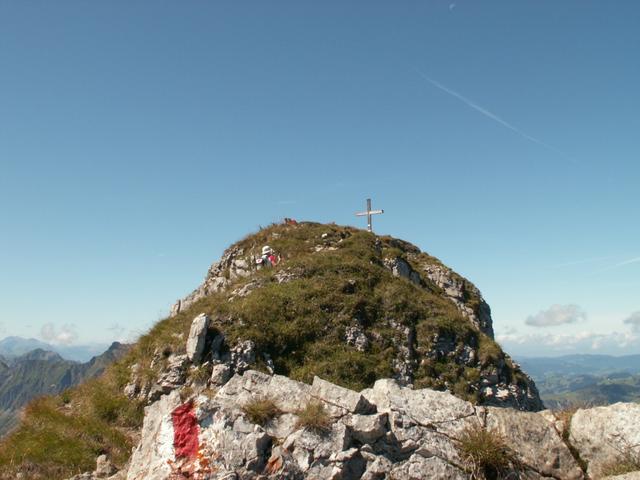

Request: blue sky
left=1, top=1, right=638, bottom=356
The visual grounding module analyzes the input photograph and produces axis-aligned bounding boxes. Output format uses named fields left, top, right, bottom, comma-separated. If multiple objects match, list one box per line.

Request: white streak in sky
left=550, top=256, right=615, bottom=269
left=591, top=255, right=640, bottom=274
left=416, top=71, right=568, bottom=157
left=614, top=256, right=640, bottom=268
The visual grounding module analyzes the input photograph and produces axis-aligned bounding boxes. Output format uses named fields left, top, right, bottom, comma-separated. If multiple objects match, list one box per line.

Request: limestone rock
left=210, top=363, right=231, bottom=386
left=169, top=246, right=252, bottom=317
left=123, top=370, right=640, bottom=480
left=344, top=325, right=369, bottom=351
left=570, top=402, right=640, bottom=478
left=486, top=406, right=584, bottom=480
left=389, top=453, right=467, bottom=479
left=344, top=412, right=388, bottom=444
left=384, top=257, right=421, bottom=285
left=185, top=313, right=209, bottom=364
left=152, top=354, right=188, bottom=398
left=127, top=391, right=182, bottom=480
left=362, top=378, right=476, bottom=435
left=419, top=262, right=494, bottom=338
left=95, top=455, right=117, bottom=478
left=311, top=376, right=375, bottom=414
left=229, top=339, right=257, bottom=374
left=602, top=473, right=640, bottom=480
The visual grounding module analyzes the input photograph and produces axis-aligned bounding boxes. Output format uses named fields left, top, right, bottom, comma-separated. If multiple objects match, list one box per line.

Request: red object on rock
left=172, top=402, right=199, bottom=458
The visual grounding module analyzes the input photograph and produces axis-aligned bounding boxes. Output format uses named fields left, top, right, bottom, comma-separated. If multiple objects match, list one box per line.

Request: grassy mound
left=0, top=221, right=515, bottom=479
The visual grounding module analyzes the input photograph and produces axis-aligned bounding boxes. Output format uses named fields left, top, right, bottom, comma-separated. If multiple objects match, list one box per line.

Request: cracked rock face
left=121, top=370, right=612, bottom=480
left=417, top=262, right=494, bottom=339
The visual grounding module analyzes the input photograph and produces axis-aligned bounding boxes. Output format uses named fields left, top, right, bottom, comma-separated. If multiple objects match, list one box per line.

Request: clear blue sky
left=1, top=1, right=638, bottom=356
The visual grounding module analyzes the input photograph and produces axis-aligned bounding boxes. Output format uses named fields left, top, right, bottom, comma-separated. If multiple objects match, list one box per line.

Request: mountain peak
left=18, top=348, right=65, bottom=363
left=159, top=221, right=538, bottom=410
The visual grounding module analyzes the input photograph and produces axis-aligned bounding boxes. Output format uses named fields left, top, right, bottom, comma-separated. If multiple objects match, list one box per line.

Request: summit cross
left=355, top=198, right=384, bottom=233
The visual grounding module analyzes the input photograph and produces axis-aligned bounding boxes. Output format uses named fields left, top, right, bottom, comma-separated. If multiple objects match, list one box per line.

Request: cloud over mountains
left=40, top=323, right=78, bottom=346
left=624, top=311, right=640, bottom=332
left=525, top=304, right=587, bottom=327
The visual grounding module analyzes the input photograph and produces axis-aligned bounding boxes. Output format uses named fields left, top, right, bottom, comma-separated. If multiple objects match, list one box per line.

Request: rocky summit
left=1, top=221, right=639, bottom=480
left=162, top=221, right=541, bottom=411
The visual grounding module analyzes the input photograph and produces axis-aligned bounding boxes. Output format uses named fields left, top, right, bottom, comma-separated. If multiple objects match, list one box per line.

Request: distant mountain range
left=0, top=341, right=129, bottom=436
left=516, top=354, right=640, bottom=409
left=0, top=336, right=110, bottom=362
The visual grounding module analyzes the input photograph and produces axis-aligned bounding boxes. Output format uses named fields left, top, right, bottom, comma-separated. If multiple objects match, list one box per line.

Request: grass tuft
left=295, top=401, right=331, bottom=433
left=457, top=424, right=522, bottom=480
left=242, top=397, right=281, bottom=426
left=600, top=442, right=640, bottom=477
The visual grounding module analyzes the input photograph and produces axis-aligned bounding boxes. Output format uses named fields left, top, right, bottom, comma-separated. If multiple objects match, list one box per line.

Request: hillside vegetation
left=0, top=221, right=539, bottom=479
left=0, top=343, right=129, bottom=438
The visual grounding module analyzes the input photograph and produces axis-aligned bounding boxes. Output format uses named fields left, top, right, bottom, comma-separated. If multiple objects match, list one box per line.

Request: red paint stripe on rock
left=171, top=401, right=199, bottom=458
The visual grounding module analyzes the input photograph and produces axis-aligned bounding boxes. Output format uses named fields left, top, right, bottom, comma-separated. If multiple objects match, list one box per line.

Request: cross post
left=355, top=198, right=384, bottom=233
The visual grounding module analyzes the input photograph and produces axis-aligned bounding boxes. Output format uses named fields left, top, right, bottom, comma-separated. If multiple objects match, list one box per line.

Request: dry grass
left=600, top=441, right=640, bottom=477
left=457, top=424, right=523, bottom=480
left=242, top=397, right=281, bottom=426
left=295, top=401, right=331, bottom=433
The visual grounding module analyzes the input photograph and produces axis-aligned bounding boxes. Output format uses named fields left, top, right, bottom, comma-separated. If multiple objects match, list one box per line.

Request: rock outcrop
left=121, top=369, right=639, bottom=480
left=170, top=248, right=253, bottom=317
left=161, top=224, right=542, bottom=412
left=186, top=313, right=210, bottom=363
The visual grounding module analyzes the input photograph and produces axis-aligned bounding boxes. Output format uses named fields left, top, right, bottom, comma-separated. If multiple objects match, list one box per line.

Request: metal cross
left=355, top=198, right=384, bottom=233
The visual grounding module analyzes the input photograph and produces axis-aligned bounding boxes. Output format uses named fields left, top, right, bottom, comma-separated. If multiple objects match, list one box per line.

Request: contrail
left=591, top=255, right=640, bottom=274
left=613, top=256, right=640, bottom=268
left=550, top=255, right=615, bottom=269
left=416, top=71, right=568, bottom=157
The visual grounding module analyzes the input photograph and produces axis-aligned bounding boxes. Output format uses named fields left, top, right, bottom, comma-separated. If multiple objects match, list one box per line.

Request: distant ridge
left=517, top=354, right=640, bottom=408
left=0, top=336, right=110, bottom=363
left=0, top=342, right=129, bottom=437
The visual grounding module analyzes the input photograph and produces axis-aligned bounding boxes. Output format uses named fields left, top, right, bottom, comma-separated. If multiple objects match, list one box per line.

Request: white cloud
left=497, top=330, right=640, bottom=356
left=40, top=323, right=78, bottom=345
left=624, top=311, right=640, bottom=332
left=525, top=304, right=587, bottom=327
left=106, top=323, right=139, bottom=343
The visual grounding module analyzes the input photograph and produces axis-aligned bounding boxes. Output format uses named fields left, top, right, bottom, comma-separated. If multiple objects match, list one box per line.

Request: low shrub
left=295, top=401, right=331, bottom=433
left=242, top=397, right=280, bottom=426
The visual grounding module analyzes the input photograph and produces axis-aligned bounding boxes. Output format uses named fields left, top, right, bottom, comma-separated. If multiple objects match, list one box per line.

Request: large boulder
left=485, top=407, right=583, bottom=479
left=185, top=313, right=209, bottom=363
left=570, top=402, right=640, bottom=478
